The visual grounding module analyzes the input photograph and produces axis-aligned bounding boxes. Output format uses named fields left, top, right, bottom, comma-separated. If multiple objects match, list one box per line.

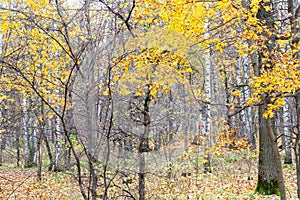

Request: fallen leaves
left=0, top=151, right=298, bottom=199
left=0, top=167, right=80, bottom=200
left=146, top=152, right=298, bottom=200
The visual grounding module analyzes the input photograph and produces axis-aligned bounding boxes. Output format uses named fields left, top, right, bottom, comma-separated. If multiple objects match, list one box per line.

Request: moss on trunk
left=255, top=176, right=280, bottom=196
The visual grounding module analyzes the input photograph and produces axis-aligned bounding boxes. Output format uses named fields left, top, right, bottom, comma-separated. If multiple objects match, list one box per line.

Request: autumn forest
left=0, top=0, right=300, bottom=199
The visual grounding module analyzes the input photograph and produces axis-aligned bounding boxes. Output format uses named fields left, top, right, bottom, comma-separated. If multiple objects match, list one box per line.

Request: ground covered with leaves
left=146, top=157, right=298, bottom=199
left=0, top=167, right=81, bottom=200
left=0, top=154, right=298, bottom=199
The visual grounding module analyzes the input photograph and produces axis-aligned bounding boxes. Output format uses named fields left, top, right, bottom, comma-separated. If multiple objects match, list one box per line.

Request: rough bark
left=265, top=105, right=286, bottom=199
left=255, top=103, right=280, bottom=196
left=255, top=2, right=286, bottom=199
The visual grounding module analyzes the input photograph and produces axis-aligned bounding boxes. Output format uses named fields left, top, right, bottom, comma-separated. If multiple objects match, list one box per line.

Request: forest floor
left=0, top=152, right=298, bottom=200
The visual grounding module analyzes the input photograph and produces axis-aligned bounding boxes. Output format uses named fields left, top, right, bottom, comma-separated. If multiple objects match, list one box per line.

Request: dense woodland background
left=0, top=0, right=300, bottom=199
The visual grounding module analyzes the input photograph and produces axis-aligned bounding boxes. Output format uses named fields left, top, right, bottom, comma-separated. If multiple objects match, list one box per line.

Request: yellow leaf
left=103, top=89, right=109, bottom=96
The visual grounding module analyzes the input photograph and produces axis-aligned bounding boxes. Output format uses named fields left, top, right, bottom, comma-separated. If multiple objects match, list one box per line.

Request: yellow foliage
left=115, top=48, right=191, bottom=98
left=0, top=0, right=81, bottom=118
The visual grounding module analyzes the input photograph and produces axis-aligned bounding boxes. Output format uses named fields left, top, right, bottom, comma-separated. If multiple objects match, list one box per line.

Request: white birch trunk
left=236, top=57, right=243, bottom=137
left=283, top=101, right=292, bottom=163
left=33, top=128, right=38, bottom=164
left=54, top=112, right=63, bottom=170
left=204, top=45, right=211, bottom=145
left=54, top=85, right=63, bottom=170
left=22, top=97, right=30, bottom=167
left=243, top=57, right=255, bottom=145
left=202, top=7, right=212, bottom=173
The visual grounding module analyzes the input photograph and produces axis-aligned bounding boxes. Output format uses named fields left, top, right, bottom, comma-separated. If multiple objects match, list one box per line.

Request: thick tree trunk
left=256, top=103, right=280, bottom=195
left=255, top=2, right=286, bottom=199
left=265, top=106, right=286, bottom=199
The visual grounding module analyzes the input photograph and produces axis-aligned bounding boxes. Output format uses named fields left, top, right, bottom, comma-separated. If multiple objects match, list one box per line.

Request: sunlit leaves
left=0, top=0, right=82, bottom=117
left=115, top=48, right=191, bottom=99
left=249, top=51, right=300, bottom=117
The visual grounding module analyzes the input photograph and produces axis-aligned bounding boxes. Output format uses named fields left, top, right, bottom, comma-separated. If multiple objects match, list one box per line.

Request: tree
left=0, top=0, right=91, bottom=198
left=245, top=0, right=300, bottom=197
left=113, top=48, right=191, bottom=199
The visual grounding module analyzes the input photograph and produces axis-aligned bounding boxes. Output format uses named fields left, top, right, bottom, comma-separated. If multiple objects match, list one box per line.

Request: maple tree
left=129, top=0, right=300, bottom=199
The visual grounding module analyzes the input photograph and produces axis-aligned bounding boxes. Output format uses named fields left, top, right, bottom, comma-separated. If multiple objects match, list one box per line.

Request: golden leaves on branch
left=0, top=0, right=81, bottom=120
left=114, top=48, right=192, bottom=99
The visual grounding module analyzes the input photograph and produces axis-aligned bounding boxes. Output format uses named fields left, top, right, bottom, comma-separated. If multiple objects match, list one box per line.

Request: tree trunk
left=0, top=107, right=3, bottom=166
left=54, top=114, right=64, bottom=171
left=32, top=128, right=38, bottom=165
left=283, top=102, right=292, bottom=164
left=44, top=127, right=54, bottom=171
left=37, top=128, right=43, bottom=181
left=255, top=103, right=280, bottom=195
left=82, top=0, right=98, bottom=159
left=138, top=152, right=145, bottom=200
left=168, top=91, right=176, bottom=143
left=16, top=129, right=20, bottom=167
left=138, top=89, right=151, bottom=200
left=37, top=101, right=45, bottom=181
left=204, top=45, right=212, bottom=173
left=265, top=104, right=286, bottom=199
left=0, top=134, right=3, bottom=166
left=23, top=97, right=31, bottom=167
left=255, top=2, right=286, bottom=199
left=294, top=91, right=300, bottom=198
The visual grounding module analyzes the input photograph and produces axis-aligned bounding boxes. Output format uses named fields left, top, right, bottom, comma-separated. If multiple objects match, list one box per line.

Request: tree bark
left=54, top=113, right=65, bottom=171
left=23, top=97, right=32, bottom=168
left=255, top=102, right=280, bottom=196
left=265, top=102, right=286, bottom=199
left=0, top=133, right=3, bottom=166
left=255, top=2, right=286, bottom=198
left=138, top=88, right=152, bottom=200
left=294, top=91, right=300, bottom=198
left=283, top=102, right=292, bottom=164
